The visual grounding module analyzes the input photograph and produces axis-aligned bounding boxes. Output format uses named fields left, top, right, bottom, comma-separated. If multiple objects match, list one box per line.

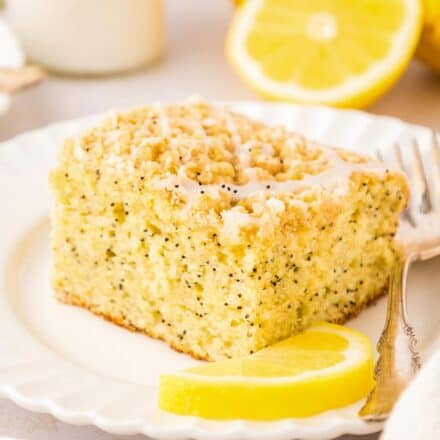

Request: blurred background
left=0, top=0, right=439, bottom=142
left=0, top=1, right=439, bottom=439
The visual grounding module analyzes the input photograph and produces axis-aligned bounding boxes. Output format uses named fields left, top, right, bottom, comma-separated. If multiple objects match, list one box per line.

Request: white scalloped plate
left=0, top=102, right=439, bottom=439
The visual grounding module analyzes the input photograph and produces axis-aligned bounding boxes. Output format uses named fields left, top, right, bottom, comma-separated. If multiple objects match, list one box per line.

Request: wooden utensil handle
left=0, top=65, right=46, bottom=94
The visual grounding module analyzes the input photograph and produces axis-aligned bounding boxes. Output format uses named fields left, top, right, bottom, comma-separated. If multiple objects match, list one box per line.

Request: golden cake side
left=50, top=101, right=408, bottom=361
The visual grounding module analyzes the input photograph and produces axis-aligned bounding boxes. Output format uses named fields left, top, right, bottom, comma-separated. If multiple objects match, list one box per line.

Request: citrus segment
left=227, top=0, right=423, bottom=107
left=158, top=323, right=375, bottom=420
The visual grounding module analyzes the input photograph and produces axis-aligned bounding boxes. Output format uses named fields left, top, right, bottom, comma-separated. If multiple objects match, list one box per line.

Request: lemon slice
left=417, top=0, right=440, bottom=73
left=226, top=0, right=423, bottom=108
left=158, top=323, right=374, bottom=420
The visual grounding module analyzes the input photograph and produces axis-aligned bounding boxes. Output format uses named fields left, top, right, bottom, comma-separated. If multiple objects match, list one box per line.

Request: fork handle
left=359, top=254, right=421, bottom=421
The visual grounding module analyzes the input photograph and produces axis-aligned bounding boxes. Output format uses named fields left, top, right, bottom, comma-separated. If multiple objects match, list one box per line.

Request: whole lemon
left=417, top=0, right=440, bottom=72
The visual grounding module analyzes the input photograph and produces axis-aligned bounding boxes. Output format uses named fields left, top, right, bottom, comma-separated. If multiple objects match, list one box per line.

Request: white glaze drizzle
left=147, top=104, right=396, bottom=201
left=260, top=142, right=274, bottom=156
left=154, top=147, right=390, bottom=202
left=223, top=109, right=242, bottom=147
left=156, top=104, right=170, bottom=137
left=235, top=140, right=254, bottom=168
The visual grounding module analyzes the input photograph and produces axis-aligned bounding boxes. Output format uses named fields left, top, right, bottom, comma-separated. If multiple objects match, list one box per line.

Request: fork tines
left=375, top=131, right=440, bottom=227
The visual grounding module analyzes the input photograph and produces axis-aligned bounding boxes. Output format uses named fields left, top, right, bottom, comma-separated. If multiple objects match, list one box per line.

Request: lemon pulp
left=158, top=323, right=374, bottom=420
left=226, top=0, right=423, bottom=107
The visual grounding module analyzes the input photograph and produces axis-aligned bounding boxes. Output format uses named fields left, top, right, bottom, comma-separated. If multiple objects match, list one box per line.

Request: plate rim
left=0, top=99, right=432, bottom=148
left=0, top=101, right=436, bottom=439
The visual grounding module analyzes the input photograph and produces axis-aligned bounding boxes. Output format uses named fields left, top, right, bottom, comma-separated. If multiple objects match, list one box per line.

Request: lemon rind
left=226, top=0, right=423, bottom=108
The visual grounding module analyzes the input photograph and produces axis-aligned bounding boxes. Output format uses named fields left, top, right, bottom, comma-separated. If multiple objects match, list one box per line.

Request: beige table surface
left=0, top=0, right=439, bottom=439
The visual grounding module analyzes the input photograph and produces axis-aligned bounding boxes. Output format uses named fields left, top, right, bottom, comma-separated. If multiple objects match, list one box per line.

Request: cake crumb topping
left=64, top=99, right=404, bottom=229
left=71, top=99, right=377, bottom=189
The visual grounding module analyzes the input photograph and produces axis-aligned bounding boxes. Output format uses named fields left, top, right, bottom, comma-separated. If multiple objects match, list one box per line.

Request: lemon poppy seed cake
left=50, top=100, right=408, bottom=361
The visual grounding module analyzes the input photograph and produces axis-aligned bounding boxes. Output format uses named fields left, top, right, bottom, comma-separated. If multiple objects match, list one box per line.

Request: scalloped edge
left=0, top=101, right=435, bottom=439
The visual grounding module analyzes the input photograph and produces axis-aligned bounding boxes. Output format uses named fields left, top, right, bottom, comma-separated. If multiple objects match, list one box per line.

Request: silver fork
left=359, top=131, right=440, bottom=421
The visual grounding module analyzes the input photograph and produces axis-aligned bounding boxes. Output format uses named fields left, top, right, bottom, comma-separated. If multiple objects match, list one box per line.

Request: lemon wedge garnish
left=158, top=323, right=374, bottom=420
left=226, top=0, right=423, bottom=108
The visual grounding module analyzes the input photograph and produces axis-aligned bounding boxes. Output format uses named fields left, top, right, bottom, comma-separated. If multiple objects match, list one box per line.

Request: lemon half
left=226, top=0, right=423, bottom=108
left=417, top=0, right=440, bottom=73
left=158, top=323, right=374, bottom=420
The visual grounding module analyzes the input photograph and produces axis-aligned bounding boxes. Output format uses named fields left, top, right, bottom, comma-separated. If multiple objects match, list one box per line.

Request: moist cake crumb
left=50, top=99, right=409, bottom=361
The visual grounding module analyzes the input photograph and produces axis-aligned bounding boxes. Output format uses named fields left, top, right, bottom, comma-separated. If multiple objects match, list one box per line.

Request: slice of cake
left=50, top=99, right=408, bottom=361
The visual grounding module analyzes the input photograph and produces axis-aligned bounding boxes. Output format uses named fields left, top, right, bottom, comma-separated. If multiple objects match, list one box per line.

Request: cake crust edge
left=55, top=290, right=209, bottom=361
left=55, top=286, right=388, bottom=362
